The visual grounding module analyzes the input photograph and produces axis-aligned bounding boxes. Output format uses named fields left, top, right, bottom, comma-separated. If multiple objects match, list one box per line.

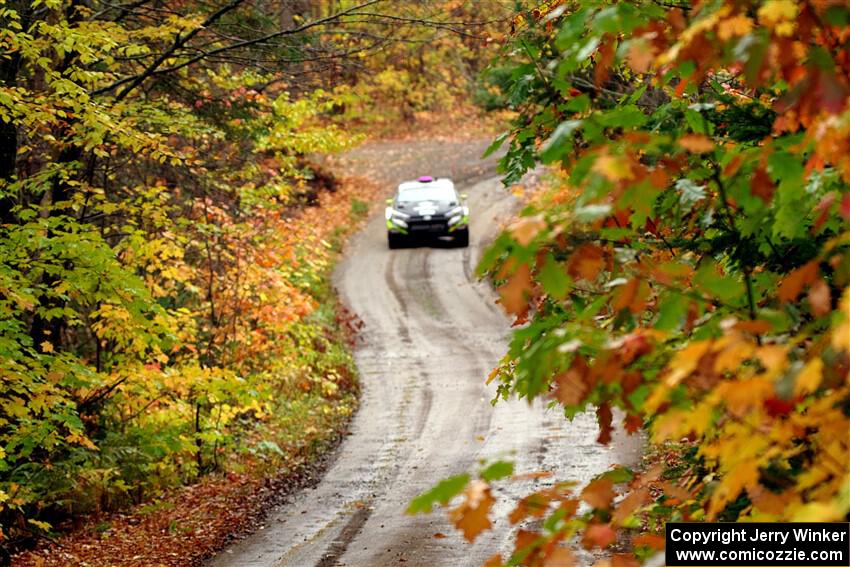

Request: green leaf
left=479, top=460, right=514, bottom=482
left=539, top=255, right=572, bottom=300
left=483, top=132, right=509, bottom=158
left=407, top=474, right=470, bottom=514
left=539, top=120, right=582, bottom=163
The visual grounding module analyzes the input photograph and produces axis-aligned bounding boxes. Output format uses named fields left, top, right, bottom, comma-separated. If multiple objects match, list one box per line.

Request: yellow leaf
left=794, top=358, right=823, bottom=396
left=40, top=341, right=54, bottom=353
left=592, top=154, right=633, bottom=182
left=717, top=15, right=754, bottom=41
left=791, top=501, right=844, bottom=522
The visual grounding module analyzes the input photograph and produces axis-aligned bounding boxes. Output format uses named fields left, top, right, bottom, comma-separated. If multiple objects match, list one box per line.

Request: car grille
left=408, top=219, right=448, bottom=232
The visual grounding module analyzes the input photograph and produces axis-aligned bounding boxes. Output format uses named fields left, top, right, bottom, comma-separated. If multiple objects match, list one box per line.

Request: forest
left=1, top=0, right=849, bottom=565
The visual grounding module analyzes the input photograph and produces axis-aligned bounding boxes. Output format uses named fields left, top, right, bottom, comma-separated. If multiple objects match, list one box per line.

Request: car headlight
left=386, top=207, right=409, bottom=227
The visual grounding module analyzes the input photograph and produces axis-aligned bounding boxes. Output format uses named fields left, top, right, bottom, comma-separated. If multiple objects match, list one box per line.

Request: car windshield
left=397, top=186, right=456, bottom=203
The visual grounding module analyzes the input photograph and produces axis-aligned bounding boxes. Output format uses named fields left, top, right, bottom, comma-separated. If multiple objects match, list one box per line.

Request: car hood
left=396, top=200, right=457, bottom=217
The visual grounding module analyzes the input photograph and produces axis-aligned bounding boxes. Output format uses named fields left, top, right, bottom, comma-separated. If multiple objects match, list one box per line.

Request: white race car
left=385, top=176, right=469, bottom=249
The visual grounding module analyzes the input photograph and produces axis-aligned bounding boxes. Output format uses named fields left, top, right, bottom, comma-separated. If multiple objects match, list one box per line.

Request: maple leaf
left=553, top=358, right=590, bottom=406
left=567, top=244, right=606, bottom=281
left=449, top=480, right=495, bottom=542
left=582, top=523, right=617, bottom=549
left=498, top=262, right=533, bottom=316
left=613, top=278, right=648, bottom=313
left=626, top=40, right=654, bottom=74
left=717, top=15, right=753, bottom=41
left=778, top=261, right=819, bottom=302
left=612, top=487, right=650, bottom=525
left=593, top=154, right=634, bottom=181
left=794, top=358, right=823, bottom=396
left=581, top=478, right=615, bottom=509
left=510, top=214, right=546, bottom=246
left=750, top=166, right=774, bottom=203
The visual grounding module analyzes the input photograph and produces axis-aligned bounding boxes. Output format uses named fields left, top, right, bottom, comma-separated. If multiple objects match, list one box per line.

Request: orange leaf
left=613, top=278, right=648, bottom=313
left=612, top=487, right=650, bottom=525
left=807, top=278, right=831, bottom=317
left=498, top=262, right=532, bottom=315
left=612, top=554, right=641, bottom=567
left=678, top=134, right=714, bottom=153
left=777, top=261, right=818, bottom=302
left=626, top=40, right=654, bottom=74
left=633, top=533, right=665, bottom=550
left=554, top=357, right=590, bottom=406
left=581, top=478, right=615, bottom=510
left=568, top=244, right=606, bottom=281
left=510, top=214, right=546, bottom=246
left=583, top=523, right=617, bottom=549
left=449, top=480, right=495, bottom=542
left=733, top=319, right=772, bottom=334
left=484, top=555, right=504, bottom=567
left=544, top=547, right=576, bottom=567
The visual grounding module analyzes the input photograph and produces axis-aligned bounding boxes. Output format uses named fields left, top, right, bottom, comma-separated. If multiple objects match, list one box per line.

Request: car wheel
left=388, top=233, right=404, bottom=249
left=454, top=228, right=469, bottom=248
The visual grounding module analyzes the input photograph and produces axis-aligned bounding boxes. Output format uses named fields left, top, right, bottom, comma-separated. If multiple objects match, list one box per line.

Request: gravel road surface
left=210, top=138, right=640, bottom=567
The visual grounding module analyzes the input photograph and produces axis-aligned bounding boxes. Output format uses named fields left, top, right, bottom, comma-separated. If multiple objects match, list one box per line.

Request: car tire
left=388, top=233, right=404, bottom=249
left=454, top=228, right=469, bottom=248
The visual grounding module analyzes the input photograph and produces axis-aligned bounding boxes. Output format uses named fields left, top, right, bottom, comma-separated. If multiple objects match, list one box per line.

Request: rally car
left=385, top=176, right=469, bottom=249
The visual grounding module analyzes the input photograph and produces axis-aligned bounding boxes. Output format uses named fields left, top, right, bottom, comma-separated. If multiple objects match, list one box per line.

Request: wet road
left=210, top=140, right=640, bottom=567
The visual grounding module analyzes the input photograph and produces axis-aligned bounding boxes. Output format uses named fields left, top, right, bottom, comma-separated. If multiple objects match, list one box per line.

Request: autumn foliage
left=413, top=0, right=850, bottom=564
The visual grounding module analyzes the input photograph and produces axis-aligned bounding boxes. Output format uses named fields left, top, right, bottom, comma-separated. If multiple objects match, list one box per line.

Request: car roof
left=397, top=177, right=455, bottom=193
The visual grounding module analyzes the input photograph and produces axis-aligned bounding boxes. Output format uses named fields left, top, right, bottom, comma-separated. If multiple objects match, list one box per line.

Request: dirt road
left=210, top=139, right=640, bottom=567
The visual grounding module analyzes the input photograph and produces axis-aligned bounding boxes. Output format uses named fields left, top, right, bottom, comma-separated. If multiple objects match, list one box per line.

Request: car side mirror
left=385, top=198, right=393, bottom=205
left=461, top=193, right=468, bottom=200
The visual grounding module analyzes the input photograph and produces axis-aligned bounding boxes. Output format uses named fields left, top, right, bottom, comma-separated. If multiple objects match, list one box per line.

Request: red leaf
left=596, top=402, right=613, bottom=444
